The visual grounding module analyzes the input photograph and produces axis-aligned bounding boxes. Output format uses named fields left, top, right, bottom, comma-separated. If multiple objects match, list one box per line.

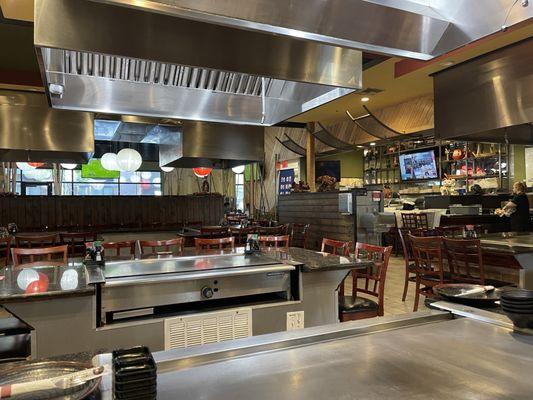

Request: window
left=235, top=173, right=244, bottom=211
left=16, top=167, right=162, bottom=196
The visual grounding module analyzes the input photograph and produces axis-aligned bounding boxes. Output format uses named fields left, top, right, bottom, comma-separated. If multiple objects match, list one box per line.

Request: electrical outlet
left=286, top=311, right=304, bottom=330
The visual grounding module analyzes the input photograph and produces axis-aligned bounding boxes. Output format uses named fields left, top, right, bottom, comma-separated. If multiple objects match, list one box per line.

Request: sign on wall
left=278, top=168, right=295, bottom=195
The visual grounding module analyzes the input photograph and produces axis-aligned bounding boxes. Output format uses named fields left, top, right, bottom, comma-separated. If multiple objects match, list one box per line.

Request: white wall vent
left=164, top=308, right=252, bottom=350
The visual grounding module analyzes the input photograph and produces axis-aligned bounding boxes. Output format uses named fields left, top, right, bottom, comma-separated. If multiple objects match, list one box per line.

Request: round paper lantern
left=60, top=269, right=79, bottom=291
left=28, top=162, right=44, bottom=168
left=17, top=268, right=39, bottom=291
left=193, top=167, right=212, bottom=178
left=16, top=162, right=36, bottom=171
left=129, top=174, right=141, bottom=183
left=60, top=163, right=77, bottom=170
left=231, top=165, right=245, bottom=174
left=101, top=153, right=119, bottom=171
left=117, top=148, right=142, bottom=172
left=161, top=166, right=174, bottom=173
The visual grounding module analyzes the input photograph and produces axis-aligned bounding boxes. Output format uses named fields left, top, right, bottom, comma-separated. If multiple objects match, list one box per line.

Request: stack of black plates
left=113, top=346, right=157, bottom=400
left=501, top=289, right=533, bottom=329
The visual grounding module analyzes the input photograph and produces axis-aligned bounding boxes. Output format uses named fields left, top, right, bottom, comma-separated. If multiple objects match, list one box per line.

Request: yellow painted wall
left=319, top=149, right=364, bottom=178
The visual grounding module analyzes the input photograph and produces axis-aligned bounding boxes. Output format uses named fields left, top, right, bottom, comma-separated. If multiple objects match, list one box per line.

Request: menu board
left=278, top=169, right=294, bottom=195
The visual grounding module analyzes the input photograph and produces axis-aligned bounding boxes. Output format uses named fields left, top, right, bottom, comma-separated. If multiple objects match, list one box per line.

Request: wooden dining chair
left=442, top=237, right=485, bottom=285
left=258, top=235, right=290, bottom=250
left=321, top=238, right=352, bottom=256
left=200, top=226, right=229, bottom=238
left=101, top=241, right=136, bottom=257
left=0, top=237, right=12, bottom=267
left=195, top=237, right=235, bottom=251
left=435, top=225, right=464, bottom=238
left=11, top=245, right=68, bottom=267
left=257, top=226, right=285, bottom=235
left=409, top=235, right=450, bottom=311
left=15, top=233, right=57, bottom=248
left=339, top=243, right=393, bottom=322
left=290, top=223, right=310, bottom=249
left=139, top=238, right=184, bottom=256
left=60, top=232, right=98, bottom=257
left=229, top=226, right=254, bottom=246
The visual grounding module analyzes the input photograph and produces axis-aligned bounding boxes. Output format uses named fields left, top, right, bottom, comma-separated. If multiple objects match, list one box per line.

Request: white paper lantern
left=129, top=174, right=141, bottom=183
left=116, top=148, right=142, bottom=172
left=60, top=269, right=79, bottom=290
left=161, top=166, right=174, bottom=173
left=17, top=268, right=39, bottom=291
left=231, top=165, right=245, bottom=174
left=60, top=163, right=77, bottom=170
left=141, top=171, right=152, bottom=180
left=101, top=153, right=119, bottom=171
left=16, top=162, right=36, bottom=171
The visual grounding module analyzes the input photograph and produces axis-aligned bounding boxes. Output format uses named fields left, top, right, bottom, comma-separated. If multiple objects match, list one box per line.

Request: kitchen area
left=1, top=1, right=533, bottom=399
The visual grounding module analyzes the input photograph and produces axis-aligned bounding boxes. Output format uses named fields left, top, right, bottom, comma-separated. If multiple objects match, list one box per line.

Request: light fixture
left=356, top=145, right=364, bottom=149
left=231, top=165, right=245, bottom=174
left=370, top=142, right=376, bottom=146
left=101, top=153, right=119, bottom=171
left=16, top=162, right=36, bottom=171
left=361, top=97, right=370, bottom=102
left=60, top=163, right=77, bottom=170
left=161, top=166, right=174, bottom=173
left=141, top=171, right=152, bottom=180
left=440, top=61, right=455, bottom=67
left=193, top=167, right=212, bottom=178
left=129, top=174, right=141, bottom=183
left=116, top=148, right=143, bottom=172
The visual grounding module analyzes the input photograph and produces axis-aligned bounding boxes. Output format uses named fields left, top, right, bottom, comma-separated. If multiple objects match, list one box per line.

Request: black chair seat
left=339, top=296, right=378, bottom=313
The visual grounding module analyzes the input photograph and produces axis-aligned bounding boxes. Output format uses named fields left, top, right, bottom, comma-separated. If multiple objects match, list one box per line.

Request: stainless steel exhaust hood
left=34, top=0, right=362, bottom=126
left=95, top=117, right=263, bottom=169
left=0, top=90, right=94, bottom=163
left=434, top=38, right=533, bottom=144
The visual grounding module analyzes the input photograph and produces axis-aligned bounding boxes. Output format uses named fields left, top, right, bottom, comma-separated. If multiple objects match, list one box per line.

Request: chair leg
left=413, top=279, right=420, bottom=312
left=402, top=272, right=409, bottom=302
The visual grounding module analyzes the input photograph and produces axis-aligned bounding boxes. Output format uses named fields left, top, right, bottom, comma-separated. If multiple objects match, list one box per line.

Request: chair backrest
left=321, top=238, right=352, bottom=256
left=408, top=235, right=444, bottom=282
left=397, top=228, right=439, bottom=263
left=415, top=213, right=429, bottom=229
left=0, top=237, right=12, bottom=267
left=442, top=237, right=485, bottom=284
left=200, top=226, right=229, bottom=238
left=352, top=243, right=393, bottom=316
left=258, top=235, right=290, bottom=250
left=435, top=225, right=464, bottom=238
left=229, top=227, right=254, bottom=245
left=101, top=241, right=136, bottom=256
left=195, top=237, right=235, bottom=251
left=11, top=245, right=68, bottom=267
left=139, top=238, right=184, bottom=256
left=15, top=233, right=57, bottom=248
left=60, top=232, right=98, bottom=257
left=290, top=223, right=310, bottom=249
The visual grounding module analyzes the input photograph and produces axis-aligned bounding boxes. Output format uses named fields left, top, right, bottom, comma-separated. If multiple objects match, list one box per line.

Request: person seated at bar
left=496, top=181, right=531, bottom=232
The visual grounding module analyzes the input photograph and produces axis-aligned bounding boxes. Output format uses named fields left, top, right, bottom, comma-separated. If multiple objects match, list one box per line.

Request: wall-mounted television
left=81, top=159, right=120, bottom=179
left=399, top=149, right=438, bottom=181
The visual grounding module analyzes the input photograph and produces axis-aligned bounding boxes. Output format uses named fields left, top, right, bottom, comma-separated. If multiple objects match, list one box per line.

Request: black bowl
left=502, top=310, right=533, bottom=329
left=501, top=289, right=533, bottom=301
left=501, top=299, right=533, bottom=308
left=501, top=305, right=533, bottom=314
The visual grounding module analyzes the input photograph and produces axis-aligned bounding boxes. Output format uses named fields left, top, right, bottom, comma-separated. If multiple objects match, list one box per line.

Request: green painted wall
left=319, top=150, right=364, bottom=178
left=514, top=145, right=526, bottom=182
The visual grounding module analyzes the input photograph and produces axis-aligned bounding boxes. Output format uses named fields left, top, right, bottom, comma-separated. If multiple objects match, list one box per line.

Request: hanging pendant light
left=117, top=148, right=143, bottom=172
left=193, top=167, right=212, bottom=178
left=231, top=165, right=245, bottom=174
left=101, top=153, right=119, bottom=171
left=60, top=163, right=77, bottom=170
left=161, top=166, right=174, bottom=173
left=28, top=162, right=44, bottom=168
left=16, top=162, right=36, bottom=171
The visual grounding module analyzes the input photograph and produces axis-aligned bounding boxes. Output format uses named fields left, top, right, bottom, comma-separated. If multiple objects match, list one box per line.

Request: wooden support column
left=306, top=123, right=316, bottom=192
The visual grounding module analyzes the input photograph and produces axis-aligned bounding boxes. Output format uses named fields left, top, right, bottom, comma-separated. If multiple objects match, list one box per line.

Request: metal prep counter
left=94, top=304, right=533, bottom=399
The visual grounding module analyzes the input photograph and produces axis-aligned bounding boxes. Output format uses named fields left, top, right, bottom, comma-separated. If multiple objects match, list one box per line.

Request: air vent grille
left=164, top=308, right=252, bottom=350
left=52, top=49, right=273, bottom=97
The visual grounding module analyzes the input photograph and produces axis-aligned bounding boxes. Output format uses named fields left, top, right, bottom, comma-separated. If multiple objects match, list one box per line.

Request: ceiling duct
left=434, top=38, right=533, bottom=144
left=34, top=0, right=363, bottom=126
left=0, top=90, right=94, bottom=163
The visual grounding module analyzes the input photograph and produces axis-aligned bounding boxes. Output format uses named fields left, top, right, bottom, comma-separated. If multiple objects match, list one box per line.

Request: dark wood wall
left=278, top=192, right=354, bottom=250
left=0, top=196, right=223, bottom=231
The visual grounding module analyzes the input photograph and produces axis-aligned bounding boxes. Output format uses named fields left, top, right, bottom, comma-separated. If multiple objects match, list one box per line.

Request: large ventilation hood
left=34, top=0, right=362, bottom=126
left=434, top=38, right=533, bottom=144
left=94, top=117, right=263, bottom=169
left=0, top=90, right=94, bottom=163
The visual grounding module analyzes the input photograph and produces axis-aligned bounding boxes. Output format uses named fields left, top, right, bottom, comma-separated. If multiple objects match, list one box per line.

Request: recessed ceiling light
left=361, top=97, right=370, bottom=102
left=440, top=61, right=455, bottom=67
left=369, top=142, right=376, bottom=146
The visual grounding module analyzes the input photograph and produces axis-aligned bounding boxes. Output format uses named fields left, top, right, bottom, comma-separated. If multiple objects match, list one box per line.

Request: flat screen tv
left=399, top=150, right=438, bottom=181
left=81, top=159, right=120, bottom=179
